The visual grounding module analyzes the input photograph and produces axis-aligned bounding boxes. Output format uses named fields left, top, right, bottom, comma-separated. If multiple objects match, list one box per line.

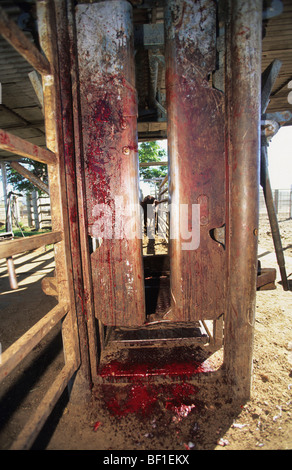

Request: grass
left=0, top=226, right=52, bottom=238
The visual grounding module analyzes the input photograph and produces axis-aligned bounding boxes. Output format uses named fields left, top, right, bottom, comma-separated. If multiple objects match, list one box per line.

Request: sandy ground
left=0, top=215, right=291, bottom=451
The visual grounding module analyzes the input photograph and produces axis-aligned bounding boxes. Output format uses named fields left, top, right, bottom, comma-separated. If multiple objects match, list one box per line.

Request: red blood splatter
left=93, top=421, right=102, bottom=431
left=102, top=382, right=199, bottom=419
left=99, top=359, right=212, bottom=381
left=0, top=131, right=10, bottom=145
left=93, top=97, right=112, bottom=123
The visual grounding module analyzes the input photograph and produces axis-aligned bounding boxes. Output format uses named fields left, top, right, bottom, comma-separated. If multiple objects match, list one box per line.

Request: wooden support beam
left=139, top=161, right=168, bottom=167
left=28, top=71, right=44, bottom=112
left=0, top=6, right=51, bottom=76
left=159, top=186, right=168, bottom=197
left=224, top=0, right=262, bottom=401
left=60, top=0, right=100, bottom=382
left=9, top=362, right=76, bottom=450
left=41, top=275, right=57, bottom=297
left=0, top=302, right=68, bottom=382
left=159, top=174, right=168, bottom=189
left=37, top=0, right=82, bottom=396
left=9, top=161, right=49, bottom=194
left=1, top=120, right=45, bottom=132
left=0, top=129, right=56, bottom=165
left=0, top=231, right=62, bottom=259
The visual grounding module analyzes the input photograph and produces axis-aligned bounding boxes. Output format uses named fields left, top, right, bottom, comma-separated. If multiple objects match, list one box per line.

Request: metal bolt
left=122, top=146, right=130, bottom=155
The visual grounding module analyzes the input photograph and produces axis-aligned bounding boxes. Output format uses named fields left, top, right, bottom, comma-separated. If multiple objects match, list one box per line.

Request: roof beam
left=0, top=129, right=56, bottom=165
left=0, top=7, right=51, bottom=76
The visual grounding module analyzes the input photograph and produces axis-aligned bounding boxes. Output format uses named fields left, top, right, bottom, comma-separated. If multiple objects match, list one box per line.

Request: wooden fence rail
left=0, top=231, right=62, bottom=259
left=0, top=303, right=69, bottom=382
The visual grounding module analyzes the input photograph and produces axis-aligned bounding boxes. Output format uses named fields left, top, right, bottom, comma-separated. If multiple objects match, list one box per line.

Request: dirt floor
left=0, top=215, right=291, bottom=451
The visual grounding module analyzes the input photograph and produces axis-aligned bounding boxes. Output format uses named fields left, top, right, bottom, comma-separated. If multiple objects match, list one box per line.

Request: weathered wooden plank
left=0, top=6, right=51, bottom=75
left=139, top=161, right=168, bottom=167
left=165, top=0, right=226, bottom=321
left=28, top=71, right=44, bottom=112
left=9, top=362, right=76, bottom=450
left=76, top=1, right=145, bottom=326
left=66, top=0, right=101, bottom=377
left=257, top=267, right=277, bottom=290
left=0, top=303, right=68, bottom=382
left=0, top=231, right=62, bottom=259
left=0, top=129, right=56, bottom=165
left=41, top=275, right=57, bottom=296
left=159, top=174, right=168, bottom=189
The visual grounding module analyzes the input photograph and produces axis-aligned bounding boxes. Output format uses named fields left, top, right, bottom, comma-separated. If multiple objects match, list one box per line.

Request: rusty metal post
left=6, top=256, right=18, bottom=290
left=261, top=144, right=289, bottom=290
left=165, top=0, right=226, bottom=322
left=224, top=0, right=262, bottom=401
left=76, top=0, right=145, bottom=326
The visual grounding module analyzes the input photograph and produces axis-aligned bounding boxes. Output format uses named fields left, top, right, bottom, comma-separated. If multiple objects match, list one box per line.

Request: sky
left=267, top=125, right=292, bottom=189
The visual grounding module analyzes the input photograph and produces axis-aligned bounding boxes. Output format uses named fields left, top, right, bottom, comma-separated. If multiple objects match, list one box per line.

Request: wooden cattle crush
left=1, top=0, right=287, bottom=450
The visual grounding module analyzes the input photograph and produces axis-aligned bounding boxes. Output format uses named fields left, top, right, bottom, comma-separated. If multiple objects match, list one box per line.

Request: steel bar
left=261, top=59, right=282, bottom=113
left=76, top=0, right=145, bottom=326
left=261, top=144, right=288, bottom=290
left=165, top=0, right=226, bottom=321
left=6, top=256, right=18, bottom=289
left=260, top=61, right=289, bottom=291
left=224, top=0, right=262, bottom=401
left=0, top=6, right=51, bottom=76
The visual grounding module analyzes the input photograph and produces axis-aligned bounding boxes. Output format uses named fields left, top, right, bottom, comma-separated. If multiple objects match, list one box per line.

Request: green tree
left=6, top=159, right=48, bottom=195
left=139, top=141, right=167, bottom=180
